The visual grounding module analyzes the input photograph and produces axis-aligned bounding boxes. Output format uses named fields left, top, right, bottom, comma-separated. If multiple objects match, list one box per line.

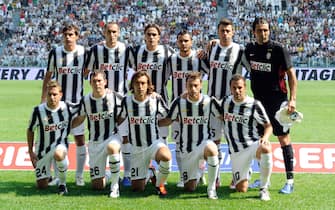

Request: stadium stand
left=0, top=0, right=334, bottom=67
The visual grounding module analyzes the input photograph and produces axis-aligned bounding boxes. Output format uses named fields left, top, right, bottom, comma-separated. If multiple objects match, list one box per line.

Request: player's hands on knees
left=259, top=137, right=270, bottom=145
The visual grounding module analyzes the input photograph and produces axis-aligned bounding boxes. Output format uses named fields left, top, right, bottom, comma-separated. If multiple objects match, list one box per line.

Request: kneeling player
left=159, top=72, right=220, bottom=199
left=219, top=74, right=273, bottom=201
left=72, top=71, right=122, bottom=198
left=118, top=71, right=172, bottom=197
left=27, top=81, right=74, bottom=195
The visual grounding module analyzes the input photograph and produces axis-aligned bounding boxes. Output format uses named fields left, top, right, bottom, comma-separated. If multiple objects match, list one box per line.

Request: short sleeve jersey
left=245, top=40, right=293, bottom=98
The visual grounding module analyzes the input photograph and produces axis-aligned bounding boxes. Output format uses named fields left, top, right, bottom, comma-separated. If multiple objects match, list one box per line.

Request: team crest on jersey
left=44, top=115, right=52, bottom=122
left=266, top=52, right=271, bottom=60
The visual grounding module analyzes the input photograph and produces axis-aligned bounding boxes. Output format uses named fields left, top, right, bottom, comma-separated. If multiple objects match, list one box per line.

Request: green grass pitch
left=0, top=80, right=335, bottom=209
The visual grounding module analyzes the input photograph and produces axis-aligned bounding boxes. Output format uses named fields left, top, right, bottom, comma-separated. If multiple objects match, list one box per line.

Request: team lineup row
left=27, top=17, right=298, bottom=200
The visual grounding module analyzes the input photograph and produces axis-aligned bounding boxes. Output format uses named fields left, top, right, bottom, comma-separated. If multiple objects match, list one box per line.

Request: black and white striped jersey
left=167, top=94, right=220, bottom=153
left=207, top=42, right=247, bottom=99
left=28, top=101, right=78, bottom=159
left=167, top=50, right=209, bottom=100
left=220, top=95, right=270, bottom=154
left=119, top=94, right=169, bottom=147
left=86, top=42, right=132, bottom=95
left=78, top=91, right=123, bottom=143
left=130, top=45, right=174, bottom=103
left=47, top=45, right=86, bottom=104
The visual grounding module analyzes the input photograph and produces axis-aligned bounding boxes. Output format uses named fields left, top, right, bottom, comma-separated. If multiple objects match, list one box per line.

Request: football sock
left=260, top=153, right=272, bottom=189
left=207, top=156, right=219, bottom=191
left=56, top=158, right=68, bottom=185
left=217, top=145, right=222, bottom=182
left=175, top=149, right=183, bottom=182
left=282, top=144, right=294, bottom=180
left=76, top=145, right=86, bottom=178
left=121, top=142, right=131, bottom=178
left=53, top=158, right=59, bottom=178
left=109, top=154, right=120, bottom=187
left=156, top=160, right=170, bottom=187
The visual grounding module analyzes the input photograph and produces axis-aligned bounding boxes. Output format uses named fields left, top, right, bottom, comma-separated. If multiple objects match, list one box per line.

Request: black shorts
left=257, top=94, right=289, bottom=136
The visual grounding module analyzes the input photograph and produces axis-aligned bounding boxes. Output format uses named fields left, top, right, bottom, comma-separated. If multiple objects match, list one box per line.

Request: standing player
left=219, top=74, right=273, bottom=201
left=85, top=22, right=132, bottom=187
left=245, top=17, right=298, bottom=194
left=27, top=81, right=76, bottom=195
left=166, top=30, right=208, bottom=188
left=159, top=72, right=220, bottom=200
left=41, top=23, right=87, bottom=186
left=117, top=71, right=172, bottom=197
left=129, top=23, right=174, bottom=141
left=205, top=18, right=248, bottom=187
left=72, top=71, right=122, bottom=198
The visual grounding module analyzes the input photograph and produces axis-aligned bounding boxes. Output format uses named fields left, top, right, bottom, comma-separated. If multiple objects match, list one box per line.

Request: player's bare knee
left=157, top=147, right=171, bottom=162
left=107, top=143, right=120, bottom=154
left=236, top=186, right=248, bottom=193
left=184, top=180, right=197, bottom=192
left=260, top=144, right=272, bottom=154
left=54, top=150, right=66, bottom=161
left=236, top=180, right=248, bottom=193
left=91, top=178, right=105, bottom=190
left=131, top=180, right=145, bottom=192
left=205, top=144, right=218, bottom=157
left=36, top=178, right=49, bottom=189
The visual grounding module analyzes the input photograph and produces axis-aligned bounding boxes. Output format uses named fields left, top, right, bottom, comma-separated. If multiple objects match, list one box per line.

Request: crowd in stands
left=0, top=0, right=334, bottom=67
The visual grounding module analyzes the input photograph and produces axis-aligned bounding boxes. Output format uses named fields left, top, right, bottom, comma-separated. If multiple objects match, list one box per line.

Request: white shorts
left=231, top=143, right=259, bottom=185
left=35, top=144, right=68, bottom=180
left=130, top=139, right=167, bottom=180
left=181, top=140, right=216, bottom=183
left=71, top=122, right=85, bottom=136
left=159, top=126, right=169, bottom=139
left=88, top=135, right=121, bottom=180
left=171, top=121, right=180, bottom=143
left=210, top=116, right=224, bottom=141
left=118, top=118, right=128, bottom=137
